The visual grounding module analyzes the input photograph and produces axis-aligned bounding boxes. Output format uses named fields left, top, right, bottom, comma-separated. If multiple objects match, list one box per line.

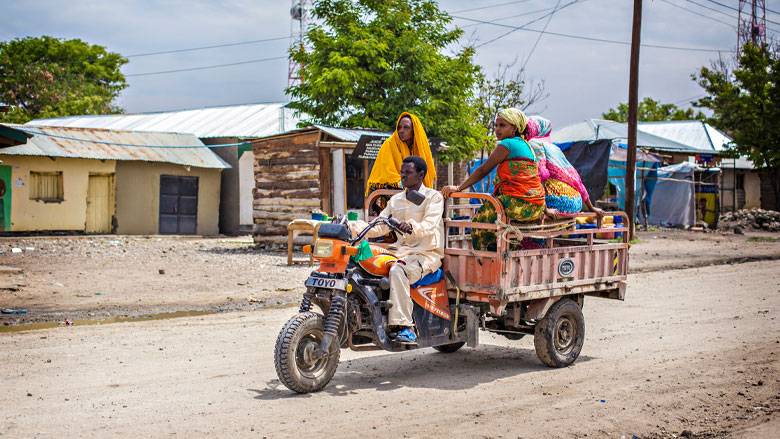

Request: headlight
left=313, top=240, right=334, bottom=258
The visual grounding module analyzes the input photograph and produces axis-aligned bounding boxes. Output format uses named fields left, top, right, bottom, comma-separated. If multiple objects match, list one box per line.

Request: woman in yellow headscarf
left=366, top=113, right=437, bottom=213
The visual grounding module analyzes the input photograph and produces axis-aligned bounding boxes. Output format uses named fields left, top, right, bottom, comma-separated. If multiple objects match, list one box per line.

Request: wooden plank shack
left=251, top=126, right=381, bottom=245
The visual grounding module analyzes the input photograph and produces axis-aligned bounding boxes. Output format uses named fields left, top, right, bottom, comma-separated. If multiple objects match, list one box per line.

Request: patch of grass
left=747, top=237, right=780, bottom=242
left=608, top=237, right=643, bottom=244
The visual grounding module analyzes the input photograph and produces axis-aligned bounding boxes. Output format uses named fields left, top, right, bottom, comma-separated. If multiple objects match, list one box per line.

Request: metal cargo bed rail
left=443, top=192, right=629, bottom=315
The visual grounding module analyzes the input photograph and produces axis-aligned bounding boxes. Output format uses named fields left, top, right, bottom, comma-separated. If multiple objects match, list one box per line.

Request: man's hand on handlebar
left=386, top=216, right=413, bottom=234
left=396, top=221, right=413, bottom=234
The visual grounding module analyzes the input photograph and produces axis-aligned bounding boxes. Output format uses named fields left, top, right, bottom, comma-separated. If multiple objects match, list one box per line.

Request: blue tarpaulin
left=467, top=158, right=497, bottom=202
left=607, top=159, right=659, bottom=219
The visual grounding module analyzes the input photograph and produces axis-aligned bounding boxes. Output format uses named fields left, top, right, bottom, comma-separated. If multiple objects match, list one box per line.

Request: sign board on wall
left=695, top=153, right=716, bottom=166
left=351, top=135, right=443, bottom=161
left=351, top=135, right=388, bottom=160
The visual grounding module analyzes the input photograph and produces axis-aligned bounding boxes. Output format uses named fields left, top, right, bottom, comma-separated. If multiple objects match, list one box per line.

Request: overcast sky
left=2, top=0, right=777, bottom=127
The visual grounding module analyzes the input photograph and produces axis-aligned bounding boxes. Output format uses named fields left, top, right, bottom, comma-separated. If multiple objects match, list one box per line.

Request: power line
left=522, top=0, right=563, bottom=69
left=702, top=0, right=740, bottom=13
left=702, top=0, right=780, bottom=26
left=660, top=0, right=736, bottom=29
left=684, top=0, right=780, bottom=33
left=684, top=0, right=737, bottom=19
left=449, top=0, right=533, bottom=14
left=125, top=36, right=290, bottom=58
left=125, top=56, right=287, bottom=77
left=474, top=0, right=585, bottom=48
left=453, top=14, right=730, bottom=52
left=672, top=93, right=708, bottom=105
left=456, top=7, right=555, bottom=29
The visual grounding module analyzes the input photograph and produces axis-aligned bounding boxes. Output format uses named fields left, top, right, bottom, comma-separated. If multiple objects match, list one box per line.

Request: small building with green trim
left=0, top=124, right=228, bottom=235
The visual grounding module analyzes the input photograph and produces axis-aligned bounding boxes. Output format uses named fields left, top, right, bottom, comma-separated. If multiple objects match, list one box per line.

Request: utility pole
left=626, top=0, right=642, bottom=240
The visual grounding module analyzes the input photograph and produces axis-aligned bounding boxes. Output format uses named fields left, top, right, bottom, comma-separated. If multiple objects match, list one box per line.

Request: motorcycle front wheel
left=274, top=312, right=340, bottom=393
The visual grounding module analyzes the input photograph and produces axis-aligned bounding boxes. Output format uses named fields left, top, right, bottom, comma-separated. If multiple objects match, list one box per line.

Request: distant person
left=441, top=108, right=545, bottom=251
left=366, top=113, right=437, bottom=214
left=525, top=115, right=605, bottom=220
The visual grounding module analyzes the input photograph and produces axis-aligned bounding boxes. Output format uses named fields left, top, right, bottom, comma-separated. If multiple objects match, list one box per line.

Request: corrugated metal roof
left=0, top=123, right=32, bottom=146
left=313, top=124, right=390, bottom=142
left=718, top=156, right=755, bottom=169
left=638, top=120, right=733, bottom=151
left=26, top=103, right=304, bottom=139
left=0, top=125, right=229, bottom=169
left=552, top=119, right=709, bottom=154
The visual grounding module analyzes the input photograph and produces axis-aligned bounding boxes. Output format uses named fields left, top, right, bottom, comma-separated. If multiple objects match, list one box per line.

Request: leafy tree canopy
left=694, top=42, right=780, bottom=208
left=602, top=97, right=705, bottom=123
left=473, top=61, right=546, bottom=156
left=0, top=36, right=128, bottom=124
left=287, top=0, right=485, bottom=162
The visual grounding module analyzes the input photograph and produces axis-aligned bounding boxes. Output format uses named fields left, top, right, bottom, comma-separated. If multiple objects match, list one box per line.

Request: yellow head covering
left=497, top=108, right=529, bottom=138
left=365, top=112, right=437, bottom=195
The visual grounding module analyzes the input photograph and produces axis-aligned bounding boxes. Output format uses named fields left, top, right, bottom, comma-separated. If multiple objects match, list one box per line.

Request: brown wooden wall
left=252, top=131, right=322, bottom=242
left=434, top=158, right=470, bottom=190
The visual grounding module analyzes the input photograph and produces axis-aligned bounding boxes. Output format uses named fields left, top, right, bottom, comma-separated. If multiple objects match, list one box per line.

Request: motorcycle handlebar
left=386, top=216, right=412, bottom=235
left=349, top=215, right=411, bottom=245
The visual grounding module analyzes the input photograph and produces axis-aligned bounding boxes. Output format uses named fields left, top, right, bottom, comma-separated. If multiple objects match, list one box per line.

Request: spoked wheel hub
left=553, top=315, right=575, bottom=355
left=296, top=334, right=326, bottom=377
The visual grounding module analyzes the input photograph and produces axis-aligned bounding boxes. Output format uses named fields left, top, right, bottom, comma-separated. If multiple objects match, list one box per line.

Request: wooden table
left=287, top=219, right=324, bottom=266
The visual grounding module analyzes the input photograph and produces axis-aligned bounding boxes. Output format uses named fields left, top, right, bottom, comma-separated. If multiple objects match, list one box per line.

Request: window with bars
left=29, top=171, right=64, bottom=202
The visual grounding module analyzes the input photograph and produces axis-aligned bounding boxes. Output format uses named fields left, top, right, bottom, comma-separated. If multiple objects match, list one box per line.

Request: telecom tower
left=288, top=0, right=311, bottom=89
left=737, top=0, right=766, bottom=55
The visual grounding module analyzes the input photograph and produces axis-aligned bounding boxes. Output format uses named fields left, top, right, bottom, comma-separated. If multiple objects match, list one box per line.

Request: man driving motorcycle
left=348, top=156, right=445, bottom=344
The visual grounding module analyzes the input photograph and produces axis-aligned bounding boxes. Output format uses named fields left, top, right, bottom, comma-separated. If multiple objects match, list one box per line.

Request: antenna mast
left=288, top=0, right=311, bottom=89
left=737, top=0, right=766, bottom=55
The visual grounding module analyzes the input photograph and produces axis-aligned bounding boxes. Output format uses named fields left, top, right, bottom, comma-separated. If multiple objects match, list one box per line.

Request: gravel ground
left=1, top=259, right=778, bottom=438
left=1, top=228, right=779, bottom=326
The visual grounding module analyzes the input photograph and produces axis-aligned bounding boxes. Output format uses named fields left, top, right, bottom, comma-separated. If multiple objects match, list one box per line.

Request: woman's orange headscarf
left=365, top=112, right=437, bottom=195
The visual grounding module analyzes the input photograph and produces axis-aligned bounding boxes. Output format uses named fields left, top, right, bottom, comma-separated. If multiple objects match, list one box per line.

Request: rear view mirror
left=406, top=190, right=425, bottom=206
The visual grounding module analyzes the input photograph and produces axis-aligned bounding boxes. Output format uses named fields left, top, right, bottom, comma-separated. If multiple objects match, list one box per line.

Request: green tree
left=0, top=36, right=128, bottom=124
left=602, top=97, right=705, bottom=123
left=287, top=0, right=485, bottom=162
left=694, top=42, right=780, bottom=209
left=474, top=60, right=547, bottom=156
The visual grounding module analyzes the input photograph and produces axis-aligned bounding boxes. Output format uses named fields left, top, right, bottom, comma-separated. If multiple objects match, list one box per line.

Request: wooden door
left=86, top=174, right=114, bottom=234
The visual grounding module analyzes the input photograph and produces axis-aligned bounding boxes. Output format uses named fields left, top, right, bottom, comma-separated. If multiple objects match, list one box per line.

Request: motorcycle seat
left=411, top=268, right=443, bottom=288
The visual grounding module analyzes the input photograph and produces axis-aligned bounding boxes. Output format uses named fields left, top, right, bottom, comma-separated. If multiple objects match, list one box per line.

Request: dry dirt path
left=1, top=259, right=778, bottom=438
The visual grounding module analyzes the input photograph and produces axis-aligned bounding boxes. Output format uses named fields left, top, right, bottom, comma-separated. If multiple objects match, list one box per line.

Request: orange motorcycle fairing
left=312, top=238, right=351, bottom=273
left=411, top=279, right=450, bottom=321
left=357, top=245, right=398, bottom=277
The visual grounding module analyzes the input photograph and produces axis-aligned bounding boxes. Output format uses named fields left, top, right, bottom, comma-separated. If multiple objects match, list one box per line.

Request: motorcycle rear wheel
left=274, top=312, right=340, bottom=393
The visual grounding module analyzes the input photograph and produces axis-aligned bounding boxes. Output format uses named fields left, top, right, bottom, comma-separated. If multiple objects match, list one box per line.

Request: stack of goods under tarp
left=719, top=208, right=780, bottom=233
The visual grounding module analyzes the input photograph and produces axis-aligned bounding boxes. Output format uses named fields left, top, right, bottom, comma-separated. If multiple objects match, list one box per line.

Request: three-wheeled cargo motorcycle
left=274, top=190, right=629, bottom=393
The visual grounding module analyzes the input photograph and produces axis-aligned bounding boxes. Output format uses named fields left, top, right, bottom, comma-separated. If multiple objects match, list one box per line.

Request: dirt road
left=1, top=258, right=778, bottom=438
left=2, top=230, right=779, bottom=325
